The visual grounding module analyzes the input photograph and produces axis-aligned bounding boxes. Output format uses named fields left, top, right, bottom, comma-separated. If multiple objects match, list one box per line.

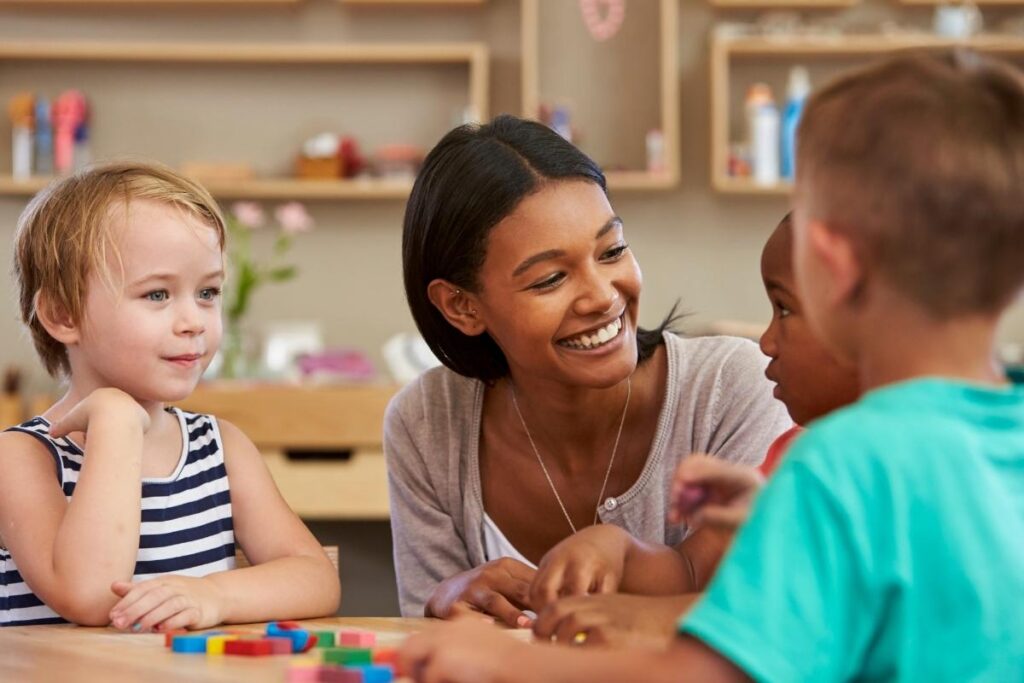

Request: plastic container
left=781, top=66, right=810, bottom=180
left=746, top=83, right=779, bottom=186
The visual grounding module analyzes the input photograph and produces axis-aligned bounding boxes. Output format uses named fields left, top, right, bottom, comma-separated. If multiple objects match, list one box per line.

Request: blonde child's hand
left=108, top=575, right=223, bottom=632
left=49, top=388, right=151, bottom=439
left=669, top=455, right=764, bottom=530
left=529, top=524, right=629, bottom=613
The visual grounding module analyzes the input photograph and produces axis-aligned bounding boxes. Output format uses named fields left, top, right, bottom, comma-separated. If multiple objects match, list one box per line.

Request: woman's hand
left=425, top=558, right=536, bottom=628
left=529, top=524, right=631, bottom=613
left=532, top=593, right=698, bottom=648
left=670, top=454, right=764, bottom=530
left=108, top=575, right=223, bottom=632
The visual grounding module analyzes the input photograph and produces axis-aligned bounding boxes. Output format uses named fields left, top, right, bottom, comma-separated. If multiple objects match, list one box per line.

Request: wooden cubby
left=711, top=0, right=858, bottom=8
left=520, top=0, right=681, bottom=192
left=0, top=40, right=489, bottom=200
left=710, top=32, right=1024, bottom=195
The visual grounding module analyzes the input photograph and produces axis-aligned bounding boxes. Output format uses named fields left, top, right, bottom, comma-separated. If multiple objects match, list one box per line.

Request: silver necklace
left=509, top=377, right=632, bottom=534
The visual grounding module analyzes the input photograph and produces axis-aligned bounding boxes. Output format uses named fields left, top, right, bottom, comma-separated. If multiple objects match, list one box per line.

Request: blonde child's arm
left=0, top=388, right=149, bottom=625
left=108, top=418, right=339, bottom=631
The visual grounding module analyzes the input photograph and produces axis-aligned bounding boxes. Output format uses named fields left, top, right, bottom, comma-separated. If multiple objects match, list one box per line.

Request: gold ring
left=572, top=631, right=588, bottom=646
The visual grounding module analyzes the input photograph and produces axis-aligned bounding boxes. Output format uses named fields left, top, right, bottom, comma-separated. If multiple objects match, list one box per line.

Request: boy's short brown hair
left=795, top=50, right=1024, bottom=318
left=13, top=160, right=226, bottom=377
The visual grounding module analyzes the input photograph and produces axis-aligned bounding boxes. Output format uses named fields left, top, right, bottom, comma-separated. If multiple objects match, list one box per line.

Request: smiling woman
left=386, top=115, right=791, bottom=632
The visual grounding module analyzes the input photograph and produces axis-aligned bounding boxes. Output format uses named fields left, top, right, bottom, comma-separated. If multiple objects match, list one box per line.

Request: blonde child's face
left=72, top=198, right=224, bottom=403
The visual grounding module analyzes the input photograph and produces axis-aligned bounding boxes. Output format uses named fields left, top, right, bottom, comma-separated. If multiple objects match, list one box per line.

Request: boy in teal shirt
left=396, top=50, right=1024, bottom=682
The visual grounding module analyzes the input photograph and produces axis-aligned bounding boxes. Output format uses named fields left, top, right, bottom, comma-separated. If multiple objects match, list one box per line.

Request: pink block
left=285, top=664, right=320, bottom=683
left=316, top=665, right=363, bottom=683
left=338, top=630, right=376, bottom=647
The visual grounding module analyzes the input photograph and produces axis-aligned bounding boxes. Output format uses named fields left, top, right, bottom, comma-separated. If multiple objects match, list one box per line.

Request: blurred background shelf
left=710, top=32, right=1024, bottom=195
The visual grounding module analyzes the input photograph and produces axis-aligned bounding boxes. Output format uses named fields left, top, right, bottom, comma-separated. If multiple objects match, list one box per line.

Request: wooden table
left=0, top=617, right=427, bottom=682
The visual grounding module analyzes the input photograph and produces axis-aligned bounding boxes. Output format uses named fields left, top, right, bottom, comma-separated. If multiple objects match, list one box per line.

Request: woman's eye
left=198, top=287, right=221, bottom=301
left=601, top=244, right=629, bottom=261
left=145, top=290, right=169, bottom=302
left=531, top=273, right=565, bottom=290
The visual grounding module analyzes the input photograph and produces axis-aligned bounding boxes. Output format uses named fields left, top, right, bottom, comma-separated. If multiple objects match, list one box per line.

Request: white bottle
left=747, top=84, right=780, bottom=186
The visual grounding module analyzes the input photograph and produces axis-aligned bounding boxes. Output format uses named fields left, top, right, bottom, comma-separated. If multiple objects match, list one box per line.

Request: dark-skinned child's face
left=759, top=217, right=860, bottom=425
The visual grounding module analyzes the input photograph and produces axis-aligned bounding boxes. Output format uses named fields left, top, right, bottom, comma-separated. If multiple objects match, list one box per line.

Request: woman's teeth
left=560, top=317, right=623, bottom=350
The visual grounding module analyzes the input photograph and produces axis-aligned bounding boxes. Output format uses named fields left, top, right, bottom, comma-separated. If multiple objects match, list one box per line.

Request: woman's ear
left=34, top=290, right=80, bottom=346
left=426, top=279, right=486, bottom=337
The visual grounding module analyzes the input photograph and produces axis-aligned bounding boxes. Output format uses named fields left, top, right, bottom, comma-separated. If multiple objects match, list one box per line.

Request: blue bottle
left=34, top=98, right=53, bottom=176
left=781, top=66, right=810, bottom=181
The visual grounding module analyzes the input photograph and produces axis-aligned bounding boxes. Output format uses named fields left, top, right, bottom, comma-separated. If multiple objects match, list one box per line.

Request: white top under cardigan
left=383, top=332, right=792, bottom=617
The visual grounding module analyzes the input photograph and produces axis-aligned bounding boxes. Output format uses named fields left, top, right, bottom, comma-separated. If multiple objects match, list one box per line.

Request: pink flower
left=275, top=202, right=314, bottom=235
left=231, top=201, right=265, bottom=229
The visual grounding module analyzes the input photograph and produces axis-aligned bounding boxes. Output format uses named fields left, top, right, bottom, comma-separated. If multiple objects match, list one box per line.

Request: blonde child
left=397, top=50, right=1024, bottom=682
left=0, top=161, right=340, bottom=629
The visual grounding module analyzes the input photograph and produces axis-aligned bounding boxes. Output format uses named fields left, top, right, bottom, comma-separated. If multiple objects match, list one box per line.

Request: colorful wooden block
left=170, top=634, right=210, bottom=654
left=205, top=634, right=240, bottom=656
left=267, top=623, right=317, bottom=652
left=224, top=638, right=274, bottom=656
left=316, top=666, right=364, bottom=683
left=348, top=664, right=394, bottom=683
left=285, top=661, right=322, bottom=683
left=163, top=629, right=188, bottom=647
left=322, top=647, right=373, bottom=666
left=312, top=630, right=337, bottom=648
left=338, top=630, right=376, bottom=648
left=371, top=648, right=398, bottom=666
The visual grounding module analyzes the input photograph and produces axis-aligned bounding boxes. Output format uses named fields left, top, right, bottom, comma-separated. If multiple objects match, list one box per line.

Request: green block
left=322, top=647, right=373, bottom=665
left=312, top=630, right=336, bottom=648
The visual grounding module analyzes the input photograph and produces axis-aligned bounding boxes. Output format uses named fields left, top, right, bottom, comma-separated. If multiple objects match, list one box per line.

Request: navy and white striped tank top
left=1, top=408, right=236, bottom=626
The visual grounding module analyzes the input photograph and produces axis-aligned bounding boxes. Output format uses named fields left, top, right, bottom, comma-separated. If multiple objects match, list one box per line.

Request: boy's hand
left=425, top=558, right=536, bottom=628
left=399, top=618, right=526, bottom=683
left=49, top=388, right=151, bottom=439
left=109, top=575, right=223, bottom=632
left=529, top=524, right=629, bottom=612
left=669, top=455, right=764, bottom=530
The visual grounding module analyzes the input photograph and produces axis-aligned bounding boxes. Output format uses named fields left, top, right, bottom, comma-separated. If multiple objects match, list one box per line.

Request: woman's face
left=473, top=179, right=642, bottom=388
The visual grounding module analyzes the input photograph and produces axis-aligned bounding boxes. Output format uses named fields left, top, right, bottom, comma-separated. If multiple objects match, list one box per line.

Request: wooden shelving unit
left=711, top=0, right=858, bottom=7
left=899, top=0, right=1024, bottom=4
left=521, top=0, right=681, bottom=192
left=0, top=40, right=489, bottom=200
left=710, top=32, right=1024, bottom=195
left=341, top=0, right=485, bottom=5
left=0, top=0, right=300, bottom=4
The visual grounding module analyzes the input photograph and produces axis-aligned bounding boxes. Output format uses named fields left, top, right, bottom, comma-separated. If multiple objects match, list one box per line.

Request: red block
left=164, top=629, right=188, bottom=648
left=224, top=639, right=274, bottom=656
left=372, top=648, right=398, bottom=666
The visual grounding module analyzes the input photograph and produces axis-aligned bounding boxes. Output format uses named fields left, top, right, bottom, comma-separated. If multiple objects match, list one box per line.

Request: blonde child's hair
left=12, top=160, right=227, bottom=378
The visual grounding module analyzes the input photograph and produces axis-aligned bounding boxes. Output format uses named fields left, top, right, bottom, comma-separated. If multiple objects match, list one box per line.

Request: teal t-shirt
left=680, top=378, right=1024, bottom=682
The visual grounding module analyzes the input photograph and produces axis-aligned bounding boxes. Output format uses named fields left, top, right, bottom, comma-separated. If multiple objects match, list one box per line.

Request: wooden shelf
left=710, top=32, right=1024, bottom=195
left=0, top=40, right=488, bottom=200
left=900, top=0, right=1024, bottom=4
left=0, top=0, right=300, bottom=4
left=711, top=0, right=857, bottom=7
left=521, top=0, right=681, bottom=192
left=341, top=0, right=484, bottom=5
left=0, top=175, right=414, bottom=200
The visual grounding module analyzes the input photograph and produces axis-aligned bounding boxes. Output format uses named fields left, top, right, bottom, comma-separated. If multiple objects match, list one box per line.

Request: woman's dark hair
left=402, top=114, right=677, bottom=382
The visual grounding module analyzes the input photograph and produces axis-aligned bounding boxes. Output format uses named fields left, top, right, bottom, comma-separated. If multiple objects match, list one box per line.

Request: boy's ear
left=426, top=279, right=486, bottom=337
left=807, top=221, right=864, bottom=309
left=33, top=291, right=80, bottom=346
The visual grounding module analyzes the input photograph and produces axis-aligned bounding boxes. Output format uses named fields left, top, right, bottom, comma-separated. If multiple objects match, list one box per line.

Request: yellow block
left=205, top=634, right=239, bottom=656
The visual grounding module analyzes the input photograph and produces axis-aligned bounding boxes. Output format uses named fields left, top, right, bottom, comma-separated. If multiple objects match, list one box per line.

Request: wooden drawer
left=262, top=448, right=390, bottom=521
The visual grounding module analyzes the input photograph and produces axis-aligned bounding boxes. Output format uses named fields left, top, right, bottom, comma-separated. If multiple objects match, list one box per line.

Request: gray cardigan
left=383, top=333, right=792, bottom=617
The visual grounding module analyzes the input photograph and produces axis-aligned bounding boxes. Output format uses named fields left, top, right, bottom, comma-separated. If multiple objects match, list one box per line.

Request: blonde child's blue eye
left=146, top=290, right=168, bottom=302
left=198, top=288, right=221, bottom=301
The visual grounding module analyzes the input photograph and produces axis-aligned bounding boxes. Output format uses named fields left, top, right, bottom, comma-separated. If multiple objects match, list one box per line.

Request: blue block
left=348, top=664, right=394, bottom=683
left=265, top=622, right=310, bottom=653
left=170, top=631, right=224, bottom=654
